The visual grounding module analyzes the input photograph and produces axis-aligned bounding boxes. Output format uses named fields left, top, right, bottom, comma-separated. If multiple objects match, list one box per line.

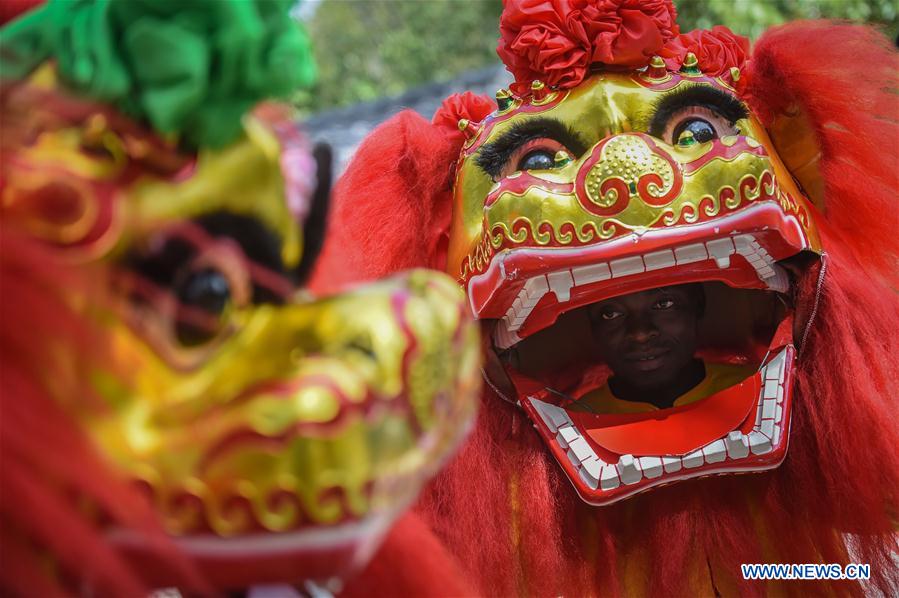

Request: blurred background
left=296, top=0, right=898, bottom=170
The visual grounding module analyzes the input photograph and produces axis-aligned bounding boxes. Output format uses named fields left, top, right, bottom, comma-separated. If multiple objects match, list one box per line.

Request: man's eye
left=600, top=308, right=624, bottom=321
left=654, top=298, right=675, bottom=310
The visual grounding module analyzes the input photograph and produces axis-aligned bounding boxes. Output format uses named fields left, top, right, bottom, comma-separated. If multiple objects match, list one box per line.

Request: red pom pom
left=660, top=26, right=750, bottom=77
left=432, top=91, right=495, bottom=144
left=497, top=0, right=679, bottom=92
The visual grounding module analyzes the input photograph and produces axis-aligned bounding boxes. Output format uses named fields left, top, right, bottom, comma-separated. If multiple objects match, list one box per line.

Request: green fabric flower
left=0, top=0, right=317, bottom=149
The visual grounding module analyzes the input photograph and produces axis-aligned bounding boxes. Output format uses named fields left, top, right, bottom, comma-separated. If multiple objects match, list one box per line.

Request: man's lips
left=625, top=346, right=671, bottom=360
left=624, top=348, right=671, bottom=370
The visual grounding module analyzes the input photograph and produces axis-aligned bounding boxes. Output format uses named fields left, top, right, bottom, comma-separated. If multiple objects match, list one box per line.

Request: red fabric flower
left=660, top=26, right=750, bottom=77
left=432, top=92, right=495, bottom=144
left=497, top=0, right=679, bottom=92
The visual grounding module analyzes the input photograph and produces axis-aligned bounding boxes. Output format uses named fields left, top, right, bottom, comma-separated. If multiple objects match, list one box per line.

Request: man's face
left=589, top=284, right=702, bottom=390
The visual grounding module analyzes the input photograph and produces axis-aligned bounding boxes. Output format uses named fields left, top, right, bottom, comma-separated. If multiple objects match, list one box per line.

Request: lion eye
left=518, top=149, right=556, bottom=171
left=674, top=118, right=717, bottom=146
left=661, top=106, right=741, bottom=147
left=174, top=267, right=232, bottom=346
left=498, top=137, right=570, bottom=179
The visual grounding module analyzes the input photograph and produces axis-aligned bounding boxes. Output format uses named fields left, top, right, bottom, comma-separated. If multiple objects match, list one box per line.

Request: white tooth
left=749, top=431, right=773, bottom=455
left=493, top=321, right=521, bottom=350
left=662, top=456, right=683, bottom=473
left=610, top=256, right=645, bottom=278
left=706, top=238, right=735, bottom=268
left=764, top=266, right=790, bottom=293
left=547, top=270, right=574, bottom=302
left=762, top=398, right=776, bottom=420
left=760, top=419, right=775, bottom=440
left=523, top=275, right=549, bottom=300
left=521, top=293, right=541, bottom=308
left=557, top=425, right=579, bottom=449
left=246, top=585, right=303, bottom=598
left=643, top=249, right=676, bottom=271
left=702, top=439, right=727, bottom=464
left=582, top=456, right=602, bottom=481
left=579, top=464, right=599, bottom=490
left=512, top=297, right=524, bottom=317
left=775, top=404, right=783, bottom=421
left=508, top=297, right=539, bottom=331
left=765, top=363, right=780, bottom=381
left=572, top=263, right=611, bottom=286
left=674, top=243, right=708, bottom=265
left=617, top=454, right=643, bottom=484
left=600, top=464, right=621, bottom=490
left=568, top=436, right=596, bottom=463
left=682, top=449, right=705, bottom=468
left=529, top=397, right=573, bottom=433
left=772, top=424, right=782, bottom=447
left=726, top=431, right=750, bottom=459
left=763, top=379, right=779, bottom=399
left=567, top=448, right=581, bottom=467
left=767, top=349, right=787, bottom=380
left=734, top=234, right=760, bottom=253
left=638, top=456, right=663, bottom=479
left=776, top=385, right=784, bottom=404
left=755, top=403, right=764, bottom=426
left=758, top=266, right=776, bottom=279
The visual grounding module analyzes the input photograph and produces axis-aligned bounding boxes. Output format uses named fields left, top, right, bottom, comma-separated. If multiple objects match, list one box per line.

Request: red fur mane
left=745, top=22, right=899, bottom=282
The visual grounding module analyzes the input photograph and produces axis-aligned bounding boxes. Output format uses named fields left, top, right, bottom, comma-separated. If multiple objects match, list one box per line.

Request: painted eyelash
left=475, top=118, right=588, bottom=180
left=648, top=85, right=748, bottom=139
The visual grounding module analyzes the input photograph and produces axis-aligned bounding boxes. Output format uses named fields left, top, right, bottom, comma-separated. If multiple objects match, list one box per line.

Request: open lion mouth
left=523, top=344, right=792, bottom=504
left=473, top=208, right=809, bottom=505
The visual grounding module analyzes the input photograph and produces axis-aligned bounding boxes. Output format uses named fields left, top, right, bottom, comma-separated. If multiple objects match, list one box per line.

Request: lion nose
left=575, top=133, right=684, bottom=216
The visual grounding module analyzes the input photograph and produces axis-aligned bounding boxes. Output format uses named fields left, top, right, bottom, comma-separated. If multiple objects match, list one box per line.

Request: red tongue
left=567, top=374, right=760, bottom=456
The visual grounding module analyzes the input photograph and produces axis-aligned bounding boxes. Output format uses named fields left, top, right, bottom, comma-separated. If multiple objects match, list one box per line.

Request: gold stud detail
left=646, top=55, right=668, bottom=80
left=680, top=52, right=701, bottom=76
left=457, top=118, right=478, bottom=140
left=530, top=79, right=547, bottom=102
left=495, top=89, right=513, bottom=111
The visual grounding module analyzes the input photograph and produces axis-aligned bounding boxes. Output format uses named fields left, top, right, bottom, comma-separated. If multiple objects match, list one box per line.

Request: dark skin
left=589, top=284, right=705, bottom=409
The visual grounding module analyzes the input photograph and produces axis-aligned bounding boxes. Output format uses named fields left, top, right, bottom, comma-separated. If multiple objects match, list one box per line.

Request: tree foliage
left=677, top=0, right=898, bottom=40
left=298, top=0, right=897, bottom=114
left=297, top=0, right=501, bottom=112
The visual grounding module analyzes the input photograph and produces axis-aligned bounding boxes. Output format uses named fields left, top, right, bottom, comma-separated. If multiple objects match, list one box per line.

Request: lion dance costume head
left=316, top=0, right=899, bottom=595
left=0, top=0, right=480, bottom=594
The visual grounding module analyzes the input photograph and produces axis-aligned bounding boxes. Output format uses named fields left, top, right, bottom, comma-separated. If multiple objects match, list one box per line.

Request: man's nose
left=625, top=315, right=658, bottom=344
